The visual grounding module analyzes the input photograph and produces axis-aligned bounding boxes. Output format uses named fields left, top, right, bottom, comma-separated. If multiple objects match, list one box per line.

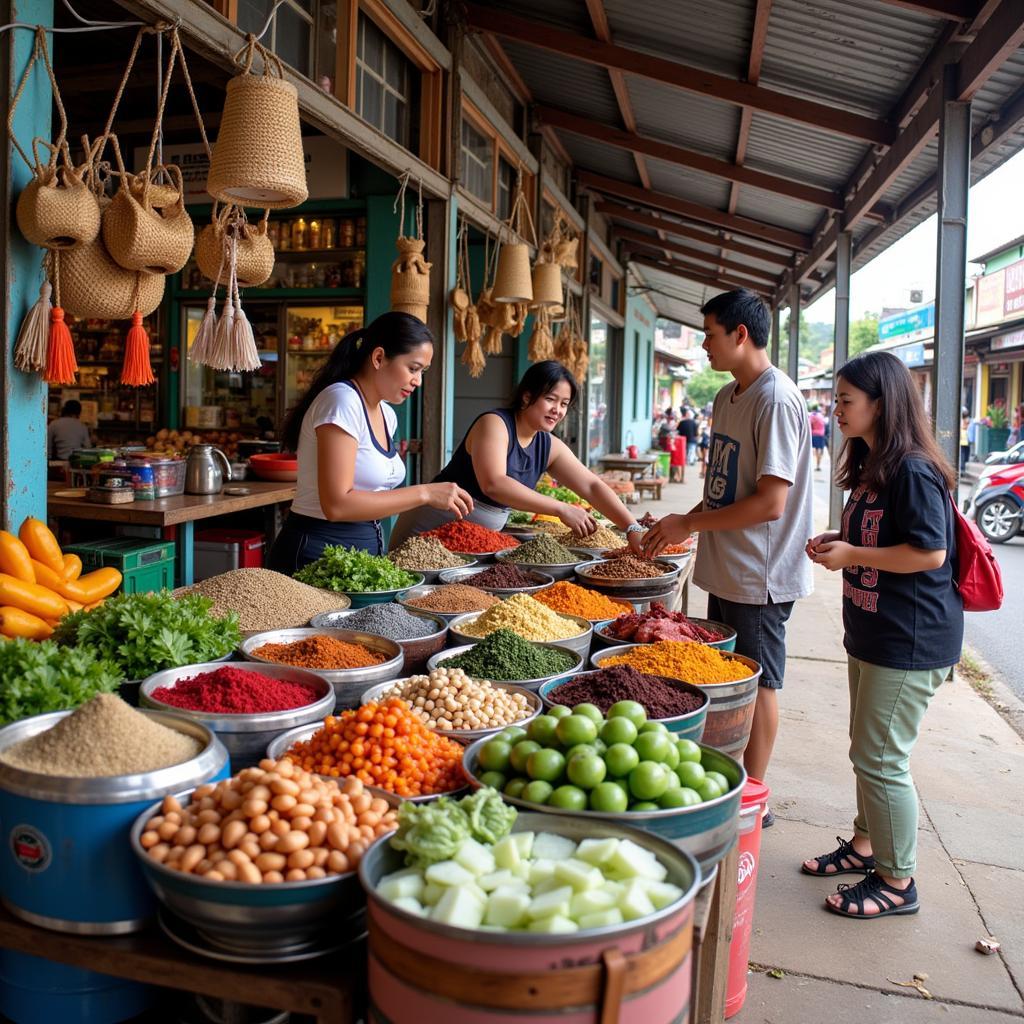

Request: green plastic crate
left=66, top=539, right=176, bottom=595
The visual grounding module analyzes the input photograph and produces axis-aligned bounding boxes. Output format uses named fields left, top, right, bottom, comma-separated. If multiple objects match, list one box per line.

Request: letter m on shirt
left=706, top=433, right=740, bottom=509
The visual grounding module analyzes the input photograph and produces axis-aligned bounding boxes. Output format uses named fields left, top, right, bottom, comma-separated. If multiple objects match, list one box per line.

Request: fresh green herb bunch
left=295, top=545, right=417, bottom=592
left=507, top=510, right=532, bottom=524
left=52, top=592, right=240, bottom=680
left=440, top=628, right=576, bottom=681
left=0, top=639, right=121, bottom=726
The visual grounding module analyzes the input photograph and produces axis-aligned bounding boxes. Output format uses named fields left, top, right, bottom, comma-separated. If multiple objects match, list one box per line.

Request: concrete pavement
left=633, top=472, right=1024, bottom=1023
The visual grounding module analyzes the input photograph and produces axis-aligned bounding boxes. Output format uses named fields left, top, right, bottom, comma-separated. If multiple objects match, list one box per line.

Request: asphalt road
left=810, top=459, right=1023, bottom=701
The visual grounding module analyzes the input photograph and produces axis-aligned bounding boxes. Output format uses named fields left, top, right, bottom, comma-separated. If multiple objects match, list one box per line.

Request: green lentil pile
left=388, top=536, right=468, bottom=571
left=439, top=627, right=577, bottom=681
left=500, top=535, right=577, bottom=565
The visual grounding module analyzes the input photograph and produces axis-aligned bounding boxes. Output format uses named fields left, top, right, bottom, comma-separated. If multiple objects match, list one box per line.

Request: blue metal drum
left=0, top=709, right=228, bottom=935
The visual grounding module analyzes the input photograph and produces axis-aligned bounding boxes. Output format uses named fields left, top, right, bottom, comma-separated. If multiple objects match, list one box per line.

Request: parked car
left=964, top=460, right=1024, bottom=543
left=984, top=439, right=1024, bottom=465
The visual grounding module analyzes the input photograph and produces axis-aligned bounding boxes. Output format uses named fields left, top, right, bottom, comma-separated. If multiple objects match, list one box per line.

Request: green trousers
left=847, top=656, right=949, bottom=878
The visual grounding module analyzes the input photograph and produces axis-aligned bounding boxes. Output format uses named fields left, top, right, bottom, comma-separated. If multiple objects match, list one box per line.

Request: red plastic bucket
left=725, top=777, right=771, bottom=1019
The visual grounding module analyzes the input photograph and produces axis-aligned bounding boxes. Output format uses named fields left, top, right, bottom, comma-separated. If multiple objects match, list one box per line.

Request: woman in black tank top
left=390, top=361, right=644, bottom=550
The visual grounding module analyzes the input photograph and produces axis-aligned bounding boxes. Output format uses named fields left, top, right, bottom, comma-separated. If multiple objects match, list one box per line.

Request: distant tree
left=848, top=313, right=880, bottom=356
left=685, top=366, right=732, bottom=408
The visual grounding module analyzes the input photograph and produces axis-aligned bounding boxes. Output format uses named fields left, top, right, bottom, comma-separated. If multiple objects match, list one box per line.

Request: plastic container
left=66, top=537, right=175, bottom=595
left=359, top=811, right=701, bottom=1024
left=194, top=528, right=265, bottom=582
left=143, top=457, right=187, bottom=497
left=726, top=778, right=771, bottom=1019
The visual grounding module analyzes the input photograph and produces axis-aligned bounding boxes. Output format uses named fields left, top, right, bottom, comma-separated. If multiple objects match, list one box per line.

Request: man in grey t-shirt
left=47, top=400, right=92, bottom=461
left=645, top=290, right=814, bottom=822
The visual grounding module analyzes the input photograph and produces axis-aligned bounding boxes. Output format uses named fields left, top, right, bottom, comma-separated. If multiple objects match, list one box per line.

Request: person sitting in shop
left=47, top=400, right=92, bottom=461
left=388, top=359, right=645, bottom=551
left=267, top=312, right=474, bottom=572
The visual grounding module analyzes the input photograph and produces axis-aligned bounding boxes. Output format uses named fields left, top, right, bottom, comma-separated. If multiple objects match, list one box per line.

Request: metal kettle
left=184, top=445, right=232, bottom=495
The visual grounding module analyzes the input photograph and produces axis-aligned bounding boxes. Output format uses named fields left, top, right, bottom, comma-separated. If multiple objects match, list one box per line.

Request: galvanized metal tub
left=0, top=711, right=228, bottom=935
left=359, top=810, right=701, bottom=1024
left=427, top=642, right=583, bottom=692
left=595, top=618, right=738, bottom=653
left=494, top=546, right=588, bottom=582
left=309, top=607, right=449, bottom=675
left=446, top=609, right=594, bottom=661
left=437, top=564, right=556, bottom=597
left=139, top=663, right=334, bottom=768
left=398, top=584, right=499, bottom=622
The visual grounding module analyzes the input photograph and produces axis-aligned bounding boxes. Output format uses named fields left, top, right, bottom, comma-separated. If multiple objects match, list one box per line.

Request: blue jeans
left=267, top=512, right=382, bottom=574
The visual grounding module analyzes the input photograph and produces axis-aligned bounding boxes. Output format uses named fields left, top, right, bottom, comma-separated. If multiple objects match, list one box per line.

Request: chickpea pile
left=139, top=758, right=397, bottom=884
left=379, top=667, right=533, bottom=732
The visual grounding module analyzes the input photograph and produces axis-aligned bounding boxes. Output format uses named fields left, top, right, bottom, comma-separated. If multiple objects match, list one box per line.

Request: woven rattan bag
left=207, top=36, right=307, bottom=209
left=16, top=139, right=100, bottom=250
left=194, top=204, right=274, bottom=287
left=61, top=231, right=165, bottom=320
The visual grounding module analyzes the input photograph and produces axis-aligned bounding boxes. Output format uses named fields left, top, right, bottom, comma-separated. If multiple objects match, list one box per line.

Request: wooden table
left=599, top=453, right=660, bottom=479
left=0, top=904, right=361, bottom=1023
left=47, top=482, right=296, bottom=586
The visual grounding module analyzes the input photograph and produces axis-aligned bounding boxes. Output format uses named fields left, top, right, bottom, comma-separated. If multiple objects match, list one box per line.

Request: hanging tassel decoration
left=14, top=278, right=53, bottom=373
left=43, top=254, right=77, bottom=385
left=209, top=230, right=238, bottom=370
left=190, top=236, right=225, bottom=366
left=231, top=278, right=261, bottom=371
left=483, top=324, right=504, bottom=356
left=462, top=333, right=486, bottom=378
left=120, top=274, right=155, bottom=386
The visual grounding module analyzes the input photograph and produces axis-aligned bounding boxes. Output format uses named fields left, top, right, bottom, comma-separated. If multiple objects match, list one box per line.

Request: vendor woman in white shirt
left=268, top=312, right=474, bottom=572
left=389, top=360, right=644, bottom=551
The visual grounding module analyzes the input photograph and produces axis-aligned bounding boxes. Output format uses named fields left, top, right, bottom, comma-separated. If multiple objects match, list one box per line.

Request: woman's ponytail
left=281, top=312, right=433, bottom=452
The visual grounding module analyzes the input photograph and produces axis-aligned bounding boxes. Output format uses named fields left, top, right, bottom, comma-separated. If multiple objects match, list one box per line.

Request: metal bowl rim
left=308, top=607, right=449, bottom=644
left=574, top=557, right=683, bottom=586
left=538, top=669, right=711, bottom=724
left=493, top=546, right=586, bottom=568
left=239, top=627, right=404, bottom=676
left=589, top=644, right=762, bottom=683
left=446, top=609, right=592, bottom=644
left=436, top=566, right=556, bottom=592
left=594, top=617, right=738, bottom=646
left=427, top=642, right=584, bottom=686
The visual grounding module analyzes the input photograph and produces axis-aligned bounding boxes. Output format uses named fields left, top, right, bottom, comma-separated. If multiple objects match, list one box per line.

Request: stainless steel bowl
left=359, top=678, right=542, bottom=743
left=494, top=546, right=588, bottom=582
left=446, top=610, right=593, bottom=661
left=436, top=565, right=555, bottom=597
left=139, top=663, right=335, bottom=768
left=266, top=724, right=468, bottom=804
left=239, top=628, right=404, bottom=709
left=386, top=555, right=477, bottom=586
left=130, top=788, right=365, bottom=956
left=499, top=526, right=538, bottom=540
left=340, top=572, right=425, bottom=608
left=574, top=557, right=683, bottom=591
left=450, top=549, right=499, bottom=564
left=426, top=642, right=583, bottom=692
left=594, top=617, right=737, bottom=651
left=308, top=607, right=449, bottom=675
left=397, top=584, right=499, bottom=622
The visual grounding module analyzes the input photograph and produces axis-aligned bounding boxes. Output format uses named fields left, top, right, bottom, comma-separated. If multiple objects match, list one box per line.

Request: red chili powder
left=424, top=520, right=520, bottom=553
left=151, top=666, right=320, bottom=714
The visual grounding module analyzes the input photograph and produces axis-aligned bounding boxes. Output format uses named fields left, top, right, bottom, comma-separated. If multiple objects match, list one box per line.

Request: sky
left=803, top=146, right=1024, bottom=325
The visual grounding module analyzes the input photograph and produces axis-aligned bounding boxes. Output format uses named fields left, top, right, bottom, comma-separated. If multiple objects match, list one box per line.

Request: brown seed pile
left=178, top=569, right=349, bottom=631
left=404, top=584, right=500, bottom=614
left=588, top=555, right=671, bottom=579
left=388, top=536, right=468, bottom=571
left=0, top=694, right=202, bottom=777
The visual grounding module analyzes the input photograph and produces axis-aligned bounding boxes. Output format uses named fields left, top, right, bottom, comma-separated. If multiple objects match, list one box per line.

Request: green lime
left=697, top=778, right=724, bottom=802
left=675, top=761, right=706, bottom=789
left=589, top=781, right=628, bottom=813
left=630, top=801, right=660, bottom=811
left=547, top=704, right=573, bottom=720
left=639, top=720, right=669, bottom=734
left=549, top=785, right=588, bottom=810
left=523, top=780, right=554, bottom=804
left=500, top=726, right=528, bottom=744
left=600, top=716, right=638, bottom=746
left=479, top=771, right=507, bottom=790
left=527, top=747, right=566, bottom=783
left=628, top=761, right=671, bottom=801
left=659, top=786, right=700, bottom=809
left=634, top=731, right=673, bottom=764
left=527, top=715, right=560, bottom=746
left=604, top=742, right=640, bottom=777
left=556, top=714, right=598, bottom=747
left=567, top=752, right=606, bottom=789
left=608, top=700, right=646, bottom=728
left=509, top=740, right=541, bottom=774
left=503, top=778, right=528, bottom=798
left=705, top=771, right=731, bottom=793
left=663, top=743, right=680, bottom=770
left=478, top=739, right=512, bottom=774
left=676, top=738, right=702, bottom=763
left=572, top=702, right=604, bottom=725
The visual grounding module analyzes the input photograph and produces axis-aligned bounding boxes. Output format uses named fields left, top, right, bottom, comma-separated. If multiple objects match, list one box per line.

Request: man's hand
left=808, top=540, right=855, bottom=572
left=626, top=529, right=644, bottom=556
left=641, top=514, right=692, bottom=558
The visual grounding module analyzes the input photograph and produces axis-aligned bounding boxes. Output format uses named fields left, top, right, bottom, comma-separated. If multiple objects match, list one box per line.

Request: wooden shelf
left=174, top=288, right=364, bottom=301
left=273, top=247, right=365, bottom=260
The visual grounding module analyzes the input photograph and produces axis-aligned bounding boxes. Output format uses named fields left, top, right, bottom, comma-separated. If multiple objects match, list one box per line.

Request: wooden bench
left=635, top=476, right=665, bottom=501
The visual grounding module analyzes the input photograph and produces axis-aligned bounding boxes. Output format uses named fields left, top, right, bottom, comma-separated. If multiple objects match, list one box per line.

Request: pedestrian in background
left=805, top=351, right=962, bottom=920
left=678, top=408, right=698, bottom=467
left=809, top=403, right=828, bottom=472
left=960, top=411, right=970, bottom=474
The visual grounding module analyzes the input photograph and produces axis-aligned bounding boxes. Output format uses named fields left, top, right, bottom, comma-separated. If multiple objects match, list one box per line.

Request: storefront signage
left=134, top=136, right=348, bottom=203
left=894, top=341, right=927, bottom=368
left=974, top=258, right=1024, bottom=326
left=879, top=303, right=934, bottom=341
left=992, top=328, right=1024, bottom=352
left=1005, top=259, right=1024, bottom=317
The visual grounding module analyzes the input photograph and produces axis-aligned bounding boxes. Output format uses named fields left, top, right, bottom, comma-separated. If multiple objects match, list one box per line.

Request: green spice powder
left=439, top=628, right=576, bottom=680
left=503, top=535, right=577, bottom=565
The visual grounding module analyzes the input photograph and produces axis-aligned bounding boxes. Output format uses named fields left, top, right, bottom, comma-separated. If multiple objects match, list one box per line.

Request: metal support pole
left=770, top=305, right=781, bottom=367
left=932, top=63, right=970, bottom=480
left=787, top=285, right=800, bottom=383
left=829, top=231, right=852, bottom=530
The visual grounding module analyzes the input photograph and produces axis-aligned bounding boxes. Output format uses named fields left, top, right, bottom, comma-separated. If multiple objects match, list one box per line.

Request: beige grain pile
left=177, top=569, right=349, bottom=631
left=0, top=694, right=202, bottom=777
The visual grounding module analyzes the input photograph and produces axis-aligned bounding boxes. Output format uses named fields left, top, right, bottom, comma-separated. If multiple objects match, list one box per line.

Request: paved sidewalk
left=633, top=475, right=1024, bottom=1023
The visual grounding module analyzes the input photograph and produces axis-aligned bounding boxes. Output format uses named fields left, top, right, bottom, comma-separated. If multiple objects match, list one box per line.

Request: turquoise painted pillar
left=2, top=2, right=52, bottom=531
left=443, top=195, right=457, bottom=463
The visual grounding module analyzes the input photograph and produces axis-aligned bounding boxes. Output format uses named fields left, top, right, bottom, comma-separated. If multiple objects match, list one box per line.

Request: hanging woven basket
left=492, top=242, right=533, bottom=304
left=391, top=236, right=431, bottom=322
left=531, top=262, right=562, bottom=306
left=16, top=139, right=100, bottom=251
left=195, top=204, right=274, bottom=287
left=207, top=36, right=307, bottom=209
left=61, top=232, right=165, bottom=320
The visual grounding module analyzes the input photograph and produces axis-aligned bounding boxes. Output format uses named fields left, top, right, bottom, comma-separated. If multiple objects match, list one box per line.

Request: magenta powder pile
left=547, top=665, right=704, bottom=719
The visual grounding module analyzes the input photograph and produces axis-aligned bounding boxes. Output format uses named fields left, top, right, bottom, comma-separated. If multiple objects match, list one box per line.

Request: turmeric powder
left=603, top=640, right=750, bottom=685
left=533, top=581, right=632, bottom=621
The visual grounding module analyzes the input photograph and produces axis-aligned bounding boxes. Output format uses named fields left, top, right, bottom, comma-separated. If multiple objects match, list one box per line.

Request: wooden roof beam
left=464, top=4, right=893, bottom=146
left=628, top=253, right=772, bottom=297
left=874, top=0, right=980, bottom=20
left=537, top=105, right=840, bottom=211
left=578, top=171, right=812, bottom=251
left=596, top=200, right=793, bottom=266
left=614, top=228, right=781, bottom=285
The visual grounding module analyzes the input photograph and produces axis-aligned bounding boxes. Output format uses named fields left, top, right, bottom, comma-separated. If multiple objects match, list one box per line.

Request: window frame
left=460, top=99, right=534, bottom=221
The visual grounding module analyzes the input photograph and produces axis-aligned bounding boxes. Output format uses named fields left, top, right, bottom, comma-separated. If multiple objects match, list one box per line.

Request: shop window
left=239, top=0, right=315, bottom=78
left=497, top=156, right=516, bottom=221
left=590, top=253, right=603, bottom=294
left=356, top=13, right=415, bottom=148
left=610, top=277, right=621, bottom=311
left=461, top=118, right=493, bottom=206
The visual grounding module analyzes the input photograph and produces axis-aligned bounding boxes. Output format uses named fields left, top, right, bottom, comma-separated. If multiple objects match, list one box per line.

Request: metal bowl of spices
left=449, top=548, right=500, bottom=564
left=338, top=572, right=425, bottom=609
left=265, top=724, right=466, bottom=804
left=239, top=628, right=404, bottom=709
left=447, top=610, right=594, bottom=661
left=405, top=557, right=476, bottom=586
left=595, top=617, right=737, bottom=652
left=494, top=546, right=588, bottom=582
left=309, top=606, right=448, bottom=675
left=140, top=663, right=335, bottom=768
left=397, top=584, right=500, bottom=622
left=436, top=565, right=556, bottom=597
left=426, top=642, right=583, bottom=693
left=574, top=557, right=683, bottom=591
left=360, top=678, right=543, bottom=744
left=499, top=526, right=537, bottom=540
left=387, top=537, right=478, bottom=585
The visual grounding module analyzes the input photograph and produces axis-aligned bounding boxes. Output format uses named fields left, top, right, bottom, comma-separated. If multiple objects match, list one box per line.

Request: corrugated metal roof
left=478, top=0, right=594, bottom=33
left=561, top=135, right=641, bottom=184
left=734, top=186, right=822, bottom=234
left=631, top=262, right=713, bottom=327
left=644, top=157, right=733, bottom=211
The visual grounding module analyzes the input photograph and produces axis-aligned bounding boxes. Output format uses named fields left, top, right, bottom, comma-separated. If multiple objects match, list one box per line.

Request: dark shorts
left=706, top=594, right=794, bottom=690
left=812, top=434, right=827, bottom=450
left=267, top=512, right=383, bottom=574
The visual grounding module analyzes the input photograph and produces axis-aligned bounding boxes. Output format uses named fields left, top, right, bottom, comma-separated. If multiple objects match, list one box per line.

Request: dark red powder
left=547, top=665, right=705, bottom=719
left=151, top=666, right=320, bottom=714
left=467, top=564, right=541, bottom=588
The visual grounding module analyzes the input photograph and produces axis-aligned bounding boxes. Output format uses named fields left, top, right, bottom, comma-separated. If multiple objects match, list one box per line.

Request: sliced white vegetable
left=576, top=837, right=620, bottom=867
left=432, top=885, right=485, bottom=929
left=391, top=896, right=426, bottom=917
left=484, top=890, right=531, bottom=929
left=532, top=832, right=577, bottom=862
left=577, top=908, right=624, bottom=930
left=619, top=879, right=657, bottom=921
left=454, top=838, right=497, bottom=877
left=570, top=889, right=617, bottom=919
left=554, top=858, right=604, bottom=892
left=527, top=885, right=573, bottom=921
left=528, top=913, right=579, bottom=934
left=377, top=868, right=425, bottom=903
left=425, top=860, right=475, bottom=887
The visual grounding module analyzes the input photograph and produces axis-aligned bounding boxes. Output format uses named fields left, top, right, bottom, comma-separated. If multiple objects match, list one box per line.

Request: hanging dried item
left=553, top=212, right=580, bottom=270
left=492, top=167, right=536, bottom=304
left=450, top=218, right=472, bottom=342
left=195, top=202, right=274, bottom=287
left=571, top=334, right=590, bottom=385
left=390, top=172, right=431, bottom=322
left=527, top=307, right=555, bottom=363
left=9, top=29, right=100, bottom=251
left=207, top=35, right=307, bottom=209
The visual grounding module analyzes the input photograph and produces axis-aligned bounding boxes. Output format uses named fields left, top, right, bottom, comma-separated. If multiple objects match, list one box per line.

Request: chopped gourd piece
left=577, top=908, right=624, bottom=930
left=532, top=832, right=576, bottom=862
left=527, top=885, right=573, bottom=921
left=528, top=913, right=579, bottom=934
left=432, top=886, right=485, bottom=929
left=425, top=860, right=475, bottom=887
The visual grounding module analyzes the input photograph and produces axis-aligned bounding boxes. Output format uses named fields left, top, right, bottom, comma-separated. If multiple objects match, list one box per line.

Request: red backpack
left=949, top=493, right=1004, bottom=611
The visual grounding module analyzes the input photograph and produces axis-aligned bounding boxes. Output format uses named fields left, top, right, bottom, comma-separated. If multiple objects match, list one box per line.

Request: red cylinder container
left=725, top=777, right=771, bottom=1019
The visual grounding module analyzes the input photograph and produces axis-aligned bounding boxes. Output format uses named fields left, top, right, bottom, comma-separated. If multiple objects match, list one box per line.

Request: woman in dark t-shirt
left=802, top=352, right=963, bottom=921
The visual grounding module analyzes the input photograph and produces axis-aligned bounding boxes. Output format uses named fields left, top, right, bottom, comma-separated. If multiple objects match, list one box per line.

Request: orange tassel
left=121, top=310, right=155, bottom=386
left=43, top=306, right=77, bottom=385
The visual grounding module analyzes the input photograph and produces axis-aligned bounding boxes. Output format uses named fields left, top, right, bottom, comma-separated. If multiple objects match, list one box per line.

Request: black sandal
left=826, top=873, right=919, bottom=919
left=801, top=835, right=875, bottom=876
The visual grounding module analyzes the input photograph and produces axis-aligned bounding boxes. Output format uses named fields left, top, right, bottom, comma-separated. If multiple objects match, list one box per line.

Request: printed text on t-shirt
left=841, top=486, right=882, bottom=612
left=706, top=433, right=740, bottom=508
